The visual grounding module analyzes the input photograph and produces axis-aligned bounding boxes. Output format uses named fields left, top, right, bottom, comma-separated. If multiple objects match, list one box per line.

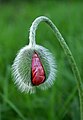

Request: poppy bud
left=12, top=17, right=57, bottom=93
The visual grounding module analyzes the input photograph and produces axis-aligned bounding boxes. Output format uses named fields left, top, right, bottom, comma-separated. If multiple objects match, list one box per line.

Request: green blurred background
left=0, top=0, right=83, bottom=120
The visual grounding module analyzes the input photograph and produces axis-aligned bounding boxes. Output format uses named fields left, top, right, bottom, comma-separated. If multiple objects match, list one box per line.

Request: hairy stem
left=29, top=16, right=83, bottom=120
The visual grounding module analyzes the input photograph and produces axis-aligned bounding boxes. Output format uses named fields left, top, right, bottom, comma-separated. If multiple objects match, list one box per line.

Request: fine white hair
left=12, top=44, right=57, bottom=93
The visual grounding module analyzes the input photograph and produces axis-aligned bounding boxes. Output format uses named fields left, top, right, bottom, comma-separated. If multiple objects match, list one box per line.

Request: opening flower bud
left=12, top=44, right=56, bottom=93
left=12, top=16, right=57, bottom=93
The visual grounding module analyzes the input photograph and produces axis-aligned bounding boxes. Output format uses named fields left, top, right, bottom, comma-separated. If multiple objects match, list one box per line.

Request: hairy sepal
left=12, top=44, right=57, bottom=93
left=12, top=45, right=35, bottom=93
left=35, top=45, right=57, bottom=90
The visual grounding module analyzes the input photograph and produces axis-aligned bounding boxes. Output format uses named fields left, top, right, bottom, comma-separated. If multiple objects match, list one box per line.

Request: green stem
left=29, top=16, right=83, bottom=120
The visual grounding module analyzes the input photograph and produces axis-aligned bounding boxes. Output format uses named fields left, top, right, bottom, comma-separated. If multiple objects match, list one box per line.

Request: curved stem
left=29, top=16, right=83, bottom=120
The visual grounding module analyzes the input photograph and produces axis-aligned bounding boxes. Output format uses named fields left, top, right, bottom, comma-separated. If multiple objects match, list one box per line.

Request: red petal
left=31, top=52, right=45, bottom=86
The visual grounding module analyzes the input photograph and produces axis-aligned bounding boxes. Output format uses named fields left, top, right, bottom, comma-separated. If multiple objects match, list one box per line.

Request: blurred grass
left=0, top=1, right=83, bottom=120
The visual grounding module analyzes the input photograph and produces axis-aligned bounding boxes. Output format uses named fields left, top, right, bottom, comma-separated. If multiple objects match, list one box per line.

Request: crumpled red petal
left=31, top=52, right=45, bottom=86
